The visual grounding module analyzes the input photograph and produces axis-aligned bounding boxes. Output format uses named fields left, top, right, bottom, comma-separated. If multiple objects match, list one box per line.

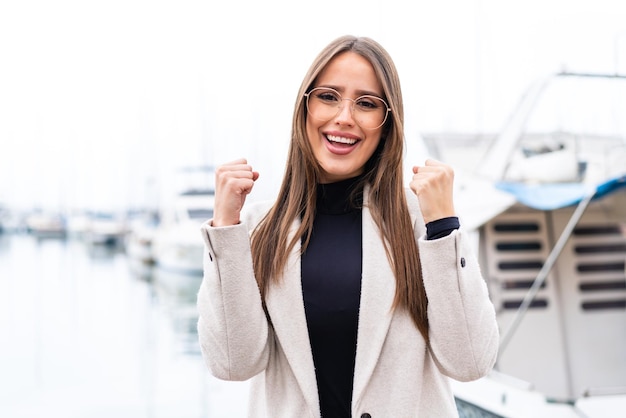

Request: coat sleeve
left=196, top=218, right=271, bottom=381
left=417, top=226, right=500, bottom=382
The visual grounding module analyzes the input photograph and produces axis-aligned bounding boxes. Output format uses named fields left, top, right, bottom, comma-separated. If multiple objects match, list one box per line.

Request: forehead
left=315, top=51, right=383, bottom=96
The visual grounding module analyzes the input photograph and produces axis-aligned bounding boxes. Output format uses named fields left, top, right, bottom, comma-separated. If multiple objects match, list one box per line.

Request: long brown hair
left=250, top=35, right=428, bottom=341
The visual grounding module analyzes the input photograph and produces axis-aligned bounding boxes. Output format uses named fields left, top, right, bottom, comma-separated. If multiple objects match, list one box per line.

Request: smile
left=326, top=134, right=358, bottom=145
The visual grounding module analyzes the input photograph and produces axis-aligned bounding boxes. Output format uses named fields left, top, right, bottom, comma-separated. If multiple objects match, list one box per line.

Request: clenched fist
left=409, top=159, right=456, bottom=224
left=212, top=158, right=260, bottom=227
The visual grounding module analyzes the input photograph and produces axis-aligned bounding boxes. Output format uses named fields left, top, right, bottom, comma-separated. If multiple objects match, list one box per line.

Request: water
left=0, top=233, right=249, bottom=418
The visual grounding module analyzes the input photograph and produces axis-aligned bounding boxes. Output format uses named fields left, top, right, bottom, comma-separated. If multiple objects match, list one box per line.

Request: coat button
left=208, top=252, right=213, bottom=262
left=460, top=257, right=466, bottom=267
left=360, top=414, right=372, bottom=418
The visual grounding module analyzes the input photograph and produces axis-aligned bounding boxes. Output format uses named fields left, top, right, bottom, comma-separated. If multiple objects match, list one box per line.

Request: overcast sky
left=1, top=0, right=625, bottom=212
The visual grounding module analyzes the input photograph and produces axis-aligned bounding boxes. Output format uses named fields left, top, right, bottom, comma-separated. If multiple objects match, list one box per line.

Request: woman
left=197, top=35, right=499, bottom=417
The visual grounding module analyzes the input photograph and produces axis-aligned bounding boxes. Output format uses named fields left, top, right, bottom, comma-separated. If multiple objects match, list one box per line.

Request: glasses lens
left=306, top=88, right=389, bottom=129
left=306, top=88, right=342, bottom=123
left=353, top=95, right=388, bottom=129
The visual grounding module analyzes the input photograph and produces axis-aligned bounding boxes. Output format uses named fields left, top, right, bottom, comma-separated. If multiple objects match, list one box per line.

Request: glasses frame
left=304, top=87, right=392, bottom=130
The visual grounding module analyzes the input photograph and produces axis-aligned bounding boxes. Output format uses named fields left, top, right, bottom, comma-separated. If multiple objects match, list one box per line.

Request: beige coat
left=197, top=189, right=499, bottom=417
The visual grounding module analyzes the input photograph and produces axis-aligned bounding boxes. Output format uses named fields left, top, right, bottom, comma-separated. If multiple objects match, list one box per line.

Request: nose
left=335, top=98, right=356, bottom=125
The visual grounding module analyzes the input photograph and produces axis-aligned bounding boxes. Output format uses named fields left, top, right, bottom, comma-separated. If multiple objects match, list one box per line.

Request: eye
left=355, top=96, right=382, bottom=111
left=315, top=89, right=341, bottom=103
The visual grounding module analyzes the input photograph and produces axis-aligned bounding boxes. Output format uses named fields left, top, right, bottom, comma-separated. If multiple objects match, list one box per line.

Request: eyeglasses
left=304, top=87, right=391, bottom=130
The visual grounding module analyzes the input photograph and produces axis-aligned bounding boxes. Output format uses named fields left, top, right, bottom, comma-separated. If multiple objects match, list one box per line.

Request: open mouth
left=326, top=134, right=358, bottom=146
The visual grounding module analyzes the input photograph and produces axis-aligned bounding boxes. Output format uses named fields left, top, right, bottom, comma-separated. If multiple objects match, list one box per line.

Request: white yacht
left=25, top=210, right=67, bottom=238
left=452, top=72, right=626, bottom=417
left=125, top=210, right=160, bottom=265
left=152, top=166, right=215, bottom=275
left=83, top=211, right=128, bottom=246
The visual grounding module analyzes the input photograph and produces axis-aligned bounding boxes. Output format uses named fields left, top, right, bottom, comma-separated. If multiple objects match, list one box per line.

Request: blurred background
left=2, top=0, right=625, bottom=211
left=0, top=1, right=625, bottom=417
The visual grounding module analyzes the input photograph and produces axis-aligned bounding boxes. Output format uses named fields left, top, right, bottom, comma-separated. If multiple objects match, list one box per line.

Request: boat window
left=498, top=260, right=544, bottom=270
left=577, top=262, right=625, bottom=273
left=496, top=241, right=542, bottom=251
left=493, top=222, right=540, bottom=232
left=501, top=280, right=547, bottom=290
left=581, top=300, right=626, bottom=311
left=579, top=281, right=626, bottom=291
left=502, top=299, right=548, bottom=310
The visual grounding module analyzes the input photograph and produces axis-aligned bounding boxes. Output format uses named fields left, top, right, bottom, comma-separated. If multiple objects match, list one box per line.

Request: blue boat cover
left=496, top=174, right=626, bottom=210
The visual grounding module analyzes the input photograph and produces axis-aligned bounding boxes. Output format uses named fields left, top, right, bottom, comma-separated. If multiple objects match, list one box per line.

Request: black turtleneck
left=301, top=176, right=363, bottom=418
left=301, top=177, right=460, bottom=417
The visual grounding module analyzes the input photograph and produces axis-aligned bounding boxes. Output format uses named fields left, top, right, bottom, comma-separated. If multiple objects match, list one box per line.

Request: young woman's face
left=306, top=51, right=386, bottom=183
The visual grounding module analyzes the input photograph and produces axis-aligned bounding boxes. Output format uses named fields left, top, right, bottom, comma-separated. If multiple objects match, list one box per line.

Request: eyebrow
left=318, top=84, right=384, bottom=99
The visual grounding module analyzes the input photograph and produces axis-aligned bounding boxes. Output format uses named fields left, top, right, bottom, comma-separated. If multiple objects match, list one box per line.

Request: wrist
left=211, top=217, right=239, bottom=227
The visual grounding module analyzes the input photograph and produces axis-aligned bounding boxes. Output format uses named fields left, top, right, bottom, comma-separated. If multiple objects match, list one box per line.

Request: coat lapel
left=264, top=219, right=320, bottom=417
left=352, top=197, right=397, bottom=402
left=262, top=188, right=413, bottom=414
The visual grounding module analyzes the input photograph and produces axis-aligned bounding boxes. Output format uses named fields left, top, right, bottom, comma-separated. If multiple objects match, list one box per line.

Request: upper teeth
left=327, top=135, right=357, bottom=145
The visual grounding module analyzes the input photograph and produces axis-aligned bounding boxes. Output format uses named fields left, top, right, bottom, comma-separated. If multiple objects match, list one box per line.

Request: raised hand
left=212, top=158, right=260, bottom=227
left=409, top=159, right=456, bottom=224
